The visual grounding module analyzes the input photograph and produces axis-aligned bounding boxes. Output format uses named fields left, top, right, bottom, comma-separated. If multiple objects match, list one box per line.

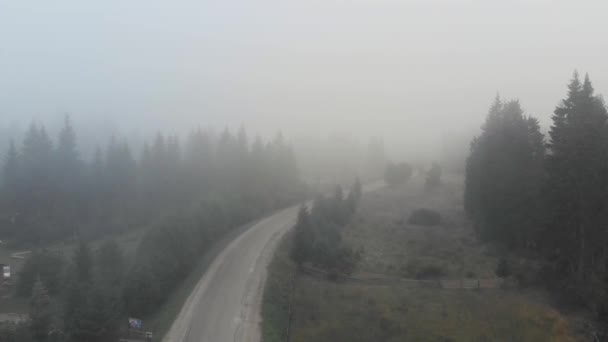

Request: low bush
left=408, top=209, right=441, bottom=226
left=495, top=258, right=511, bottom=278
left=416, top=264, right=447, bottom=279
left=384, top=162, right=413, bottom=187
left=403, top=259, right=447, bottom=279
left=0, top=322, right=33, bottom=342
left=425, top=163, right=442, bottom=189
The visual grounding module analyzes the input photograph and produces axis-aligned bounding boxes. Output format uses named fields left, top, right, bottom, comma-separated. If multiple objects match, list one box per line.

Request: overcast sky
left=1, top=0, right=607, bottom=152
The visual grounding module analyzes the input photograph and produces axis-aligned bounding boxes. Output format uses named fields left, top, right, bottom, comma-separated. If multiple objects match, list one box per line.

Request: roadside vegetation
left=262, top=179, right=363, bottom=342
left=263, top=71, right=608, bottom=342
left=261, top=231, right=297, bottom=342
left=0, top=119, right=304, bottom=341
left=263, top=175, right=577, bottom=341
left=291, top=180, right=363, bottom=277
left=383, top=162, right=413, bottom=187
left=466, top=73, right=608, bottom=338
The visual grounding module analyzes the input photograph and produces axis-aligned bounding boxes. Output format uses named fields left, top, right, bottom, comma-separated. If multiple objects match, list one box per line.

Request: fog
left=1, top=0, right=608, bottom=160
left=4, top=3, right=608, bottom=339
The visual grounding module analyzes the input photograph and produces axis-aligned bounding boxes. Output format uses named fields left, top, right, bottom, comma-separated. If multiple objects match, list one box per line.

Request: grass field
left=344, top=175, right=497, bottom=279
left=292, top=277, right=573, bottom=342
left=261, top=231, right=297, bottom=342
left=264, top=175, right=578, bottom=342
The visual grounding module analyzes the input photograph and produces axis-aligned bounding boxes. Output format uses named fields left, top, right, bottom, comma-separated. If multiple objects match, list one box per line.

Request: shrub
left=403, top=259, right=422, bottom=278
left=416, top=264, right=446, bottom=279
left=0, top=322, right=33, bottom=342
left=384, top=162, right=413, bottom=187
left=17, top=250, right=65, bottom=296
left=496, top=258, right=511, bottom=278
left=425, top=163, right=442, bottom=189
left=403, top=259, right=446, bottom=279
left=408, top=209, right=441, bottom=226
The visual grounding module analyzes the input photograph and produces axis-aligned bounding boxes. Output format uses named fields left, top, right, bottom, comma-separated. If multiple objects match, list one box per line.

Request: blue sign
left=129, top=318, right=143, bottom=330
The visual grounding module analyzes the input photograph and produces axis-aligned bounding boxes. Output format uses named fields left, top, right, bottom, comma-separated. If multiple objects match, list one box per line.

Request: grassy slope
left=261, top=231, right=297, bottom=342
left=292, top=277, right=572, bottom=342
left=264, top=175, right=576, bottom=342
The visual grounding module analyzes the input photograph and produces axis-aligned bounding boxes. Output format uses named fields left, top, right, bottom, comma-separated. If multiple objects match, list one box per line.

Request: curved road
left=163, top=183, right=383, bottom=342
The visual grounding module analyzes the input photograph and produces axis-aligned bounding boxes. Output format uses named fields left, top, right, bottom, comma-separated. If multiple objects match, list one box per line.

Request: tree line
left=1, top=240, right=125, bottom=342
left=1, top=118, right=303, bottom=244
left=0, top=119, right=305, bottom=341
left=465, top=72, right=608, bottom=326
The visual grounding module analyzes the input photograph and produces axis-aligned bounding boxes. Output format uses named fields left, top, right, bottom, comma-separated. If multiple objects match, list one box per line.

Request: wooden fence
left=301, top=266, right=503, bottom=289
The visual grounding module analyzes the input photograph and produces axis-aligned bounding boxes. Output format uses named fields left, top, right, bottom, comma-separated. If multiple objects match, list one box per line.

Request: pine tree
left=3, top=139, right=20, bottom=211
left=56, top=115, right=79, bottom=174
left=29, top=278, right=52, bottom=342
left=74, top=241, right=93, bottom=284
left=465, top=96, right=545, bottom=247
left=96, top=239, right=125, bottom=290
left=216, top=129, right=239, bottom=191
left=54, top=115, right=83, bottom=231
left=545, top=72, right=608, bottom=285
left=64, top=284, right=122, bottom=342
left=63, top=240, right=122, bottom=342
left=20, top=123, right=54, bottom=216
left=105, top=137, right=136, bottom=215
left=184, top=128, right=213, bottom=195
left=291, top=206, right=313, bottom=265
left=17, top=251, right=65, bottom=296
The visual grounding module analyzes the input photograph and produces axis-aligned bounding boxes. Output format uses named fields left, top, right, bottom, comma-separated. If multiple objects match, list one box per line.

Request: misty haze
left=1, top=1, right=607, bottom=341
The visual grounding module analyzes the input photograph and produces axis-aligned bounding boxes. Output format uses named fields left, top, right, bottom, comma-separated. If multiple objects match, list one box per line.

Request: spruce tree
left=3, top=139, right=20, bottom=211
left=465, top=96, right=545, bottom=247
left=545, top=72, right=608, bottom=284
left=291, top=206, right=313, bottom=265
left=74, top=241, right=93, bottom=284
left=20, top=123, right=54, bottom=216
left=96, top=239, right=125, bottom=289
left=29, top=278, right=52, bottom=342
left=56, top=115, right=79, bottom=174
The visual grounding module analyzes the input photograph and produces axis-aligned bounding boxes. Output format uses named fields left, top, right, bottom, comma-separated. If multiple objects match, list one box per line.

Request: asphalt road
left=162, top=204, right=300, bottom=342
left=163, top=183, right=383, bottom=342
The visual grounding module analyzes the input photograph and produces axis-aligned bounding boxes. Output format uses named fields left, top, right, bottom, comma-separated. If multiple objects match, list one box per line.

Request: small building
left=0, top=263, right=10, bottom=283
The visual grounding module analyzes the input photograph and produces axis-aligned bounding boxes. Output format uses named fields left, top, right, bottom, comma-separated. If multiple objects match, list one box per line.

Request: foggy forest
left=1, top=1, right=608, bottom=342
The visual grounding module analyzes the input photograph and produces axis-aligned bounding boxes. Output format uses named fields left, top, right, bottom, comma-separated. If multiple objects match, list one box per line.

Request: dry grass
left=344, top=176, right=496, bottom=279
left=287, top=175, right=577, bottom=341
left=292, top=276, right=574, bottom=342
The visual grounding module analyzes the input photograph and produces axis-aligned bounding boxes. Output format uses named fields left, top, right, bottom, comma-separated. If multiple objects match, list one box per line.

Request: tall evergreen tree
left=95, top=239, right=125, bottom=290
left=29, top=278, right=52, bottom=342
left=20, top=123, right=54, bottom=216
left=291, top=206, right=313, bottom=265
left=74, top=241, right=93, bottom=284
left=56, top=115, right=80, bottom=175
left=3, top=139, right=20, bottom=211
left=54, top=115, right=83, bottom=231
left=465, top=96, right=545, bottom=247
left=545, top=72, right=608, bottom=285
